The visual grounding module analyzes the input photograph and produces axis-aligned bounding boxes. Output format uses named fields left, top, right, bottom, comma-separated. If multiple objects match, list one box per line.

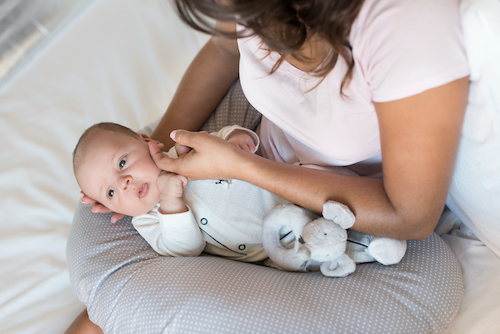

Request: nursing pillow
left=67, top=79, right=463, bottom=333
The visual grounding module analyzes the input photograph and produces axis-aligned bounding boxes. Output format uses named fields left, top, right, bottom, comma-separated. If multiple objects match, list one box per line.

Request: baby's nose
left=121, top=176, right=132, bottom=190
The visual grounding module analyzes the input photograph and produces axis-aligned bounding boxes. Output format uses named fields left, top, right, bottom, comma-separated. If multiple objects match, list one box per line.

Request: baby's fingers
left=175, top=142, right=192, bottom=156
left=242, top=142, right=255, bottom=152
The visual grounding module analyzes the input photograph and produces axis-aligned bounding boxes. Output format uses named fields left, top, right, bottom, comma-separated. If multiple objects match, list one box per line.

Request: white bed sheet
left=443, top=223, right=500, bottom=333
left=0, top=0, right=207, bottom=333
left=0, top=0, right=498, bottom=333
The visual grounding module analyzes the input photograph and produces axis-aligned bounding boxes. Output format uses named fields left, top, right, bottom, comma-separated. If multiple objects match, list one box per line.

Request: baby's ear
left=138, top=133, right=164, bottom=149
left=138, top=133, right=152, bottom=142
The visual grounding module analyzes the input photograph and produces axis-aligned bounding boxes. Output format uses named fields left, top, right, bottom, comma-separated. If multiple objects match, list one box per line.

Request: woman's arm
left=152, top=77, right=469, bottom=240
left=246, top=77, right=468, bottom=240
left=151, top=23, right=239, bottom=148
left=370, top=77, right=469, bottom=239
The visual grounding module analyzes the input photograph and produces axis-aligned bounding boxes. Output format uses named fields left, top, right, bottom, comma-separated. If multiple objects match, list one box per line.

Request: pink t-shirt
left=238, top=0, right=469, bottom=175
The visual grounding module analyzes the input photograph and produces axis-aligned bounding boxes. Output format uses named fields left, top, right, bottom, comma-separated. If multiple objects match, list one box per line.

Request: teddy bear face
left=298, top=218, right=348, bottom=262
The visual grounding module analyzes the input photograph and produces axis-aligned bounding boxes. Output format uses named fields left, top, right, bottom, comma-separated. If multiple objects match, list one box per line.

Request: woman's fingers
left=110, top=213, right=126, bottom=223
left=80, top=192, right=125, bottom=223
left=170, top=129, right=204, bottom=147
left=80, top=193, right=97, bottom=205
left=81, top=194, right=112, bottom=213
left=154, top=129, right=248, bottom=181
left=91, top=203, right=112, bottom=214
left=149, top=140, right=176, bottom=170
left=155, top=130, right=213, bottom=174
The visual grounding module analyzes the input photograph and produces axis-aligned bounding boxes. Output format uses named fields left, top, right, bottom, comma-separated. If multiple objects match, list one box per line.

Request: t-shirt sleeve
left=352, top=0, right=470, bottom=102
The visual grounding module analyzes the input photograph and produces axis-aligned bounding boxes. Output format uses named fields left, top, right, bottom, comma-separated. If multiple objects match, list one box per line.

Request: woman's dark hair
left=174, top=0, right=365, bottom=94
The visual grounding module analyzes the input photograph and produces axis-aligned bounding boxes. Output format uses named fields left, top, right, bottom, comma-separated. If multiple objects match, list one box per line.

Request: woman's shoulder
left=358, top=0, right=460, bottom=18
left=352, top=0, right=464, bottom=43
left=351, top=0, right=468, bottom=102
left=353, top=0, right=462, bottom=34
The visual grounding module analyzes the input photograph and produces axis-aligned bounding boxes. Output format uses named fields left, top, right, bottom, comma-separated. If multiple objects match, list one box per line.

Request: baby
left=73, top=122, right=407, bottom=266
left=74, top=122, right=290, bottom=262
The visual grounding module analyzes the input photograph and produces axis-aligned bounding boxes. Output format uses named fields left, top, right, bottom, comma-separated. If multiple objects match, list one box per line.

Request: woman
left=148, top=0, right=469, bottom=240
left=70, top=0, right=469, bottom=332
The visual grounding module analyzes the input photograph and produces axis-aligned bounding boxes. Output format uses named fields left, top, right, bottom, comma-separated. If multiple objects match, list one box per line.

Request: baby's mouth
left=138, top=183, right=149, bottom=198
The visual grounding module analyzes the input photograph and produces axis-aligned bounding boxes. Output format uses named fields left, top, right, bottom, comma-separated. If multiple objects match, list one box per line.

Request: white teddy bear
left=262, top=201, right=407, bottom=277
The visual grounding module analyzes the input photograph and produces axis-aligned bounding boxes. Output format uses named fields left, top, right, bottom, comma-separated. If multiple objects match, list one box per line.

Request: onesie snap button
left=200, top=218, right=208, bottom=225
left=239, top=244, right=246, bottom=250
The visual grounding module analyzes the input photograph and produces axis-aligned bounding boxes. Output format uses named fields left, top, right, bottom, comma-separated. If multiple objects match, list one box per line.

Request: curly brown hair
left=174, top=0, right=365, bottom=94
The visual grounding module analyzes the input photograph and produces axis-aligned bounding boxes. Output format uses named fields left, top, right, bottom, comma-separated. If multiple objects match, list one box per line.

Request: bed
left=1, top=0, right=499, bottom=333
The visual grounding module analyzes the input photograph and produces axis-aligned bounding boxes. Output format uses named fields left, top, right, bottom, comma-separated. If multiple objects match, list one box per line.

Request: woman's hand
left=149, top=130, right=248, bottom=181
left=80, top=192, right=125, bottom=223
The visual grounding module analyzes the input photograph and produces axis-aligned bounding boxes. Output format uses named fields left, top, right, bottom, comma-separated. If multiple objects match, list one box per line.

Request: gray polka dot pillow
left=67, top=80, right=464, bottom=333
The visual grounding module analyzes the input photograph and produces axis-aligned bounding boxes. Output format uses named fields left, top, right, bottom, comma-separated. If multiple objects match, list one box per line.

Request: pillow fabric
left=446, top=0, right=500, bottom=258
left=67, top=79, right=464, bottom=334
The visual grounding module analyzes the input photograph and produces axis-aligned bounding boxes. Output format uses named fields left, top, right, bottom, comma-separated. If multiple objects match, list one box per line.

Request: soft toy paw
left=322, top=200, right=356, bottom=229
left=345, top=231, right=407, bottom=265
left=262, top=201, right=356, bottom=277
left=367, top=237, right=407, bottom=265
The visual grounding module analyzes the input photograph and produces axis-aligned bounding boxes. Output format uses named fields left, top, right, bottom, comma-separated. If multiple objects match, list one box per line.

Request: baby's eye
left=108, top=188, right=115, bottom=198
left=118, top=157, right=127, bottom=170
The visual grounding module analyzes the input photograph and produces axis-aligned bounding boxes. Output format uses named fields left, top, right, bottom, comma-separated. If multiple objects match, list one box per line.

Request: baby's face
left=77, top=131, right=162, bottom=217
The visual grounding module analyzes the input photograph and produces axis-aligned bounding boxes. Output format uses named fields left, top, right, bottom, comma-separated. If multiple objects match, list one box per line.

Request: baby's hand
left=158, top=171, right=187, bottom=199
left=174, top=142, right=192, bottom=156
left=157, top=171, right=188, bottom=214
left=174, top=131, right=207, bottom=156
left=226, top=130, right=256, bottom=152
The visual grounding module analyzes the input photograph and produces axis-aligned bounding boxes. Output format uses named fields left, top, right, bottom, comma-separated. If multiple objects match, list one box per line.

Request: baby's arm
left=132, top=204, right=205, bottom=257
left=132, top=171, right=204, bottom=257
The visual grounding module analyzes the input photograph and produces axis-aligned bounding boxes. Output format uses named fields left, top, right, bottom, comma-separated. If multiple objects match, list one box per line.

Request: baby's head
left=73, top=122, right=162, bottom=217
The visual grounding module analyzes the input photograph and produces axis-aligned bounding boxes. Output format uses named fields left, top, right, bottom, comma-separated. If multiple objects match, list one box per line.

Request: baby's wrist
left=159, top=197, right=187, bottom=215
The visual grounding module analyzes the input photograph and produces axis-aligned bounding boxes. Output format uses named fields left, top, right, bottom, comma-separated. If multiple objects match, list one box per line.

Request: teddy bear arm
left=320, top=254, right=356, bottom=277
left=322, top=201, right=355, bottom=229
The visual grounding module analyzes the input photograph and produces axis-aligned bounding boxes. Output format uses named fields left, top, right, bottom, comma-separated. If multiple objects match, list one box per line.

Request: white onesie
left=132, top=126, right=289, bottom=262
